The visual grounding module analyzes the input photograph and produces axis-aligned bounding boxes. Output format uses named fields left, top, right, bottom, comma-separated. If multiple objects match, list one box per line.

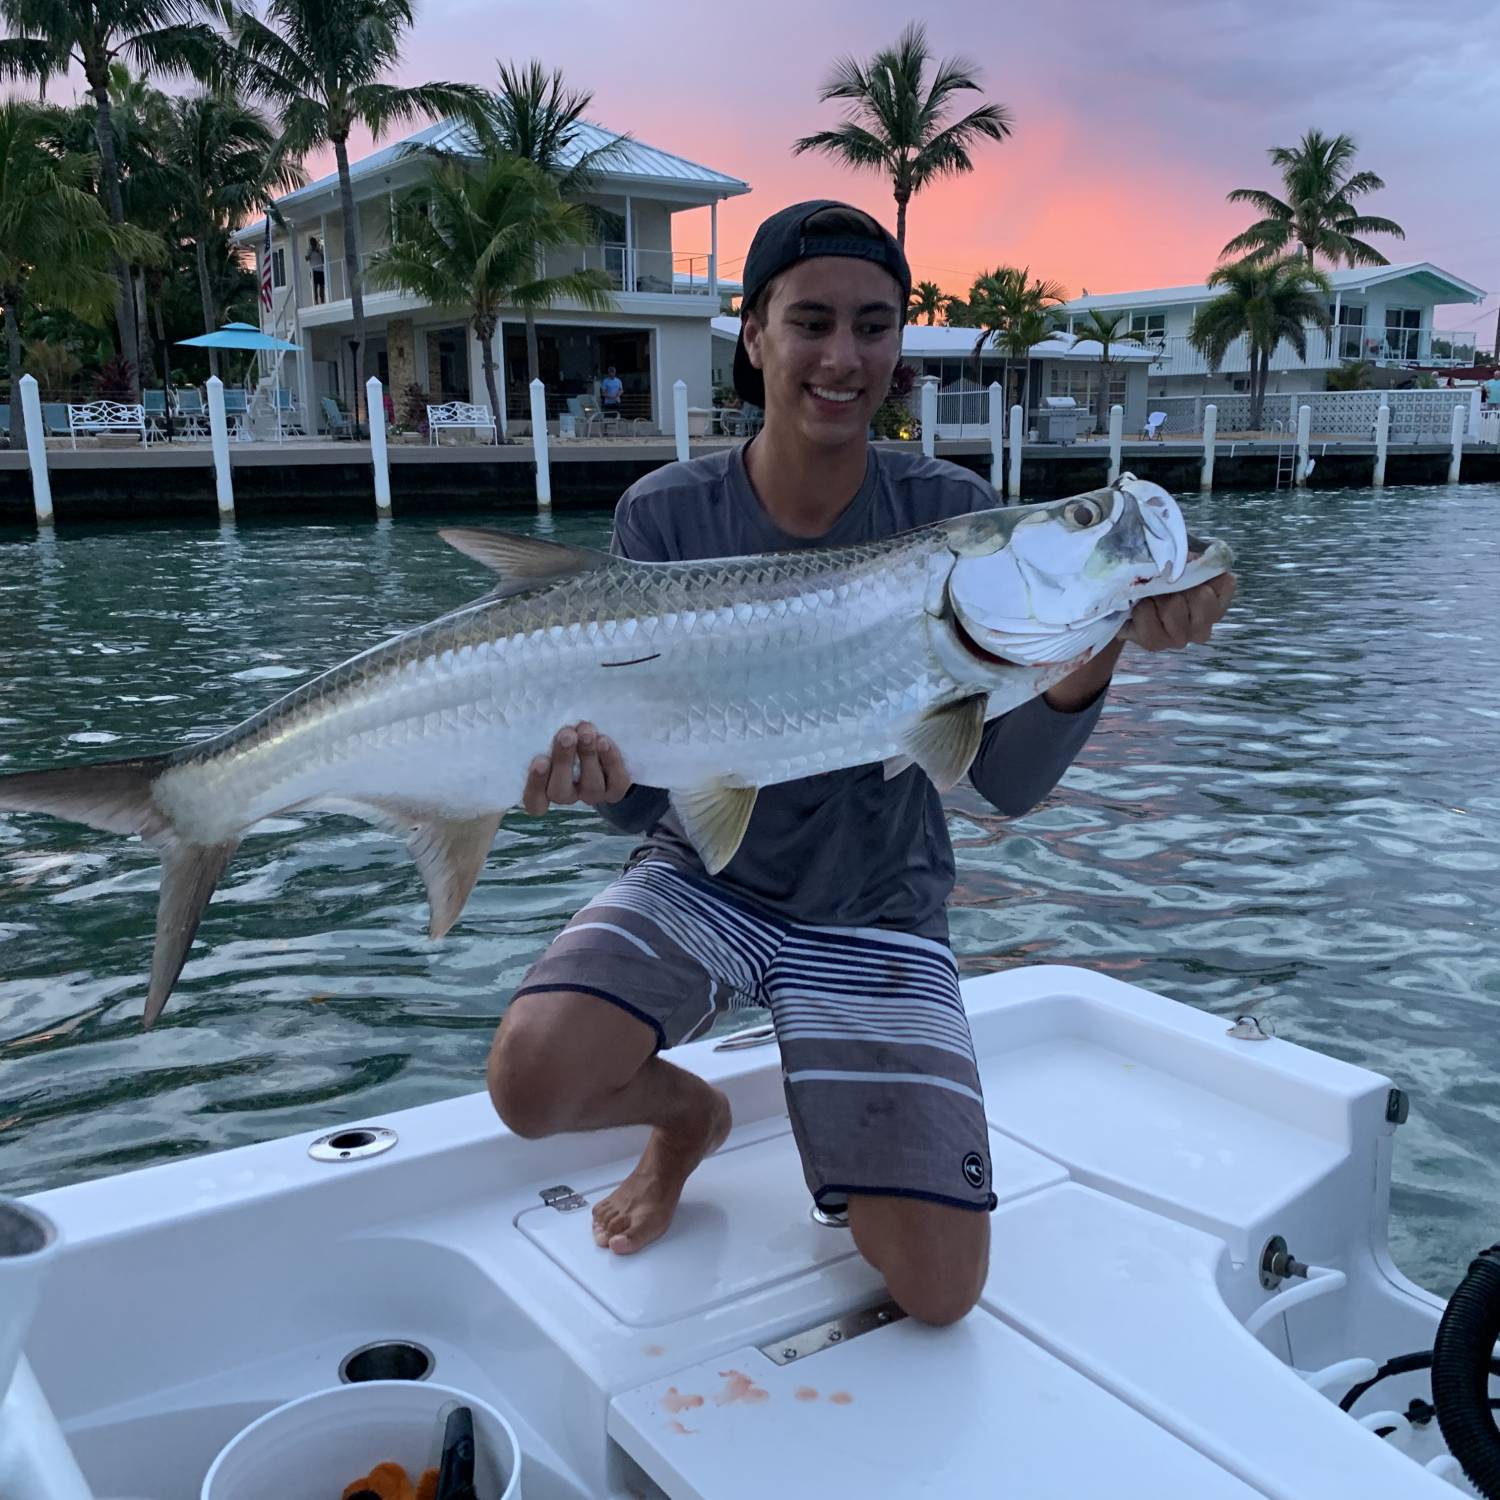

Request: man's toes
left=609, top=1230, right=641, bottom=1255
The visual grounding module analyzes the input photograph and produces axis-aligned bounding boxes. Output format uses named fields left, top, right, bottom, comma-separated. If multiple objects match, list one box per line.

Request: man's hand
left=1121, top=572, right=1236, bottom=651
left=521, top=722, right=633, bottom=815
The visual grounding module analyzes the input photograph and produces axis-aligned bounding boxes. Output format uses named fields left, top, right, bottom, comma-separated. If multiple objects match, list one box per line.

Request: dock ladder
left=1272, top=419, right=1295, bottom=489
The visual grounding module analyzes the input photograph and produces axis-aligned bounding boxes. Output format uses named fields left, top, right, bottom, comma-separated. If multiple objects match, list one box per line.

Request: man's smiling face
left=742, top=258, right=904, bottom=448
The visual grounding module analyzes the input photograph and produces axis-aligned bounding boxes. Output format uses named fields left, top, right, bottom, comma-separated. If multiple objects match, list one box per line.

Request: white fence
left=1152, top=389, right=1479, bottom=441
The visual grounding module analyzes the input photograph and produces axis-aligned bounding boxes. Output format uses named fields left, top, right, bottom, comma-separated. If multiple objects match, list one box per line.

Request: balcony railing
left=1147, top=325, right=1479, bottom=376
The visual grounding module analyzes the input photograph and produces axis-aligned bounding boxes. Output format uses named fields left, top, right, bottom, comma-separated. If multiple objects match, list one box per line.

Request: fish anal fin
left=360, top=799, right=505, bottom=939
left=438, top=528, right=609, bottom=597
left=901, top=696, right=988, bottom=792
left=670, top=782, right=758, bottom=876
left=145, top=838, right=240, bottom=1028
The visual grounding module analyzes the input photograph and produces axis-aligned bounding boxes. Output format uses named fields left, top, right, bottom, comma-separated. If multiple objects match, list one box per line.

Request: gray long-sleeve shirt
left=595, top=443, right=1106, bottom=938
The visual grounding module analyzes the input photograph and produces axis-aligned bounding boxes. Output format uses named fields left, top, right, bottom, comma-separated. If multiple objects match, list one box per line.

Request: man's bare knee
left=847, top=1195, right=990, bottom=1327
left=487, top=989, right=656, bottom=1139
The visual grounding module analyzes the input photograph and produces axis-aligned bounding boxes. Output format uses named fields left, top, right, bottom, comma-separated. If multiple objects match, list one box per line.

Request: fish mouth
left=951, top=611, right=1024, bottom=667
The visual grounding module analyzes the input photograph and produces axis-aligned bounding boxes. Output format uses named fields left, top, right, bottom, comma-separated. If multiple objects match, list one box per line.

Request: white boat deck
left=17, top=965, right=1476, bottom=1499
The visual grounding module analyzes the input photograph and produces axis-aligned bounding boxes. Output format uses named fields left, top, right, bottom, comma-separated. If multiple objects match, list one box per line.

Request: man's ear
left=742, top=312, right=765, bottom=372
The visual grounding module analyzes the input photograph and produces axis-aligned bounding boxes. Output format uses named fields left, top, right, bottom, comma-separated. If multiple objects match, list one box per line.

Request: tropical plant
left=1189, top=256, right=1332, bottom=429
left=791, top=21, right=1012, bottom=247
left=1221, top=129, right=1404, bottom=268
left=365, top=153, right=615, bottom=430
left=154, top=88, right=304, bottom=377
left=966, top=265, right=1067, bottom=411
left=941, top=293, right=976, bottom=327
left=231, top=0, right=488, bottom=422
left=0, top=101, right=151, bottom=447
left=92, top=351, right=136, bottom=398
left=871, top=358, right=918, bottom=439
left=0, top=0, right=227, bottom=395
left=907, top=280, right=945, bottom=325
left=466, top=58, right=631, bottom=385
left=1323, top=359, right=1373, bottom=392
left=1070, top=309, right=1145, bottom=435
left=22, top=337, right=82, bottom=393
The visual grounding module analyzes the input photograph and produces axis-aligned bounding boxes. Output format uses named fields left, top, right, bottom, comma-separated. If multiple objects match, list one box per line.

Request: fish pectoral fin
left=669, top=782, right=758, bottom=876
left=438, top=528, right=611, bottom=597
left=882, top=755, right=915, bottom=781
left=359, top=800, right=505, bottom=939
left=145, top=838, right=240, bottom=1028
left=900, top=696, right=988, bottom=792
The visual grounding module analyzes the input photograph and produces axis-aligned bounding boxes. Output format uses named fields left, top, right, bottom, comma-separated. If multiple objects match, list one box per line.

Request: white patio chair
left=1142, top=411, right=1167, bottom=440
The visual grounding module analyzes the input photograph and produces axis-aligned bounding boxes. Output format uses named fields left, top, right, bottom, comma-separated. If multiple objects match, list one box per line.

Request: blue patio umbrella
left=176, top=322, right=301, bottom=352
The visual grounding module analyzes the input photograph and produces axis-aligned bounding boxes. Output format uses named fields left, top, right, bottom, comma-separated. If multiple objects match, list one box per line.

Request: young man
left=488, top=201, right=1234, bottom=1326
left=600, top=365, right=624, bottom=416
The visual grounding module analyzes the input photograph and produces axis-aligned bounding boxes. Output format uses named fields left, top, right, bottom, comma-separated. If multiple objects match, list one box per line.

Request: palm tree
left=155, top=89, right=304, bottom=378
left=791, top=21, right=1012, bottom=248
left=1222, top=129, right=1404, bottom=268
left=1189, top=256, right=1332, bottom=430
left=967, top=265, right=1066, bottom=412
left=907, top=280, right=945, bottom=325
left=0, top=101, right=152, bottom=448
left=231, top=0, right=487, bottom=422
left=0, top=0, right=227, bottom=395
left=1070, top=309, right=1144, bottom=436
left=365, top=153, right=615, bottom=431
left=468, top=59, right=630, bottom=385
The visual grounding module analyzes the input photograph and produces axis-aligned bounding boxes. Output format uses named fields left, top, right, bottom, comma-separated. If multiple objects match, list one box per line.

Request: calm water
left=2, top=486, right=1498, bottom=1296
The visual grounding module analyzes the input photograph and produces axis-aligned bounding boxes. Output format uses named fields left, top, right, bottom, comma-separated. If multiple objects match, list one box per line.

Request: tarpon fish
left=0, top=474, right=1231, bottom=1024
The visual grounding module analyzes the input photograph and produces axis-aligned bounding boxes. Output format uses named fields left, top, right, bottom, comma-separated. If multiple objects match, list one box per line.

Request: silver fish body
left=0, top=474, right=1232, bottom=1023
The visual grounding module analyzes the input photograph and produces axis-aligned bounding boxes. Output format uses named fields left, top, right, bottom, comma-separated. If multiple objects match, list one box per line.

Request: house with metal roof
left=240, top=118, right=750, bottom=435
left=1056, top=263, right=1486, bottom=402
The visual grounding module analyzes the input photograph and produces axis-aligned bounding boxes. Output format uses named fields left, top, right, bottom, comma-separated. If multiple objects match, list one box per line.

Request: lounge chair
left=142, top=389, right=169, bottom=439
left=320, top=396, right=354, bottom=439
left=174, top=389, right=208, bottom=438
left=0, top=403, right=9, bottom=443
left=577, top=397, right=619, bottom=439
left=272, top=387, right=306, bottom=438
left=1142, top=411, right=1167, bottom=440
left=42, top=403, right=70, bottom=439
left=222, top=388, right=250, bottom=440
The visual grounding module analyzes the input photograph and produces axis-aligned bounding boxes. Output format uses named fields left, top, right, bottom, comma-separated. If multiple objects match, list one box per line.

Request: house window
left=1330, top=303, right=1365, bottom=360
left=1048, top=365, right=1126, bottom=410
left=1385, top=307, right=1422, bottom=361
left=271, top=248, right=286, bottom=289
left=1129, top=312, right=1166, bottom=341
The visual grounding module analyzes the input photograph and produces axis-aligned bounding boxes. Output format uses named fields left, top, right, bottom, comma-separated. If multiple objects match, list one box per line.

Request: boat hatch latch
left=1227, top=1014, right=1272, bottom=1041
left=541, top=1184, right=588, bottom=1213
left=1260, top=1234, right=1310, bottom=1291
left=1386, top=1088, right=1409, bottom=1125
left=760, top=1298, right=906, bottom=1366
left=307, top=1126, right=398, bottom=1163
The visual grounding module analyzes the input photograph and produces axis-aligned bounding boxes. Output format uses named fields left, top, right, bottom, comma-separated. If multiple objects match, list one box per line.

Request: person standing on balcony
left=600, top=365, right=624, bottom=417
left=306, top=237, right=326, bottom=305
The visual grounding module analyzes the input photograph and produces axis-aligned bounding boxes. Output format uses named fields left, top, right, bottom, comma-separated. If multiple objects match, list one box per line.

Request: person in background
left=306, top=237, right=326, bottom=305
left=600, top=365, right=624, bottom=417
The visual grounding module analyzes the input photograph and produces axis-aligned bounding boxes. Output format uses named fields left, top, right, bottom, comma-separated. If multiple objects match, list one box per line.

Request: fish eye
left=1065, top=498, right=1105, bottom=529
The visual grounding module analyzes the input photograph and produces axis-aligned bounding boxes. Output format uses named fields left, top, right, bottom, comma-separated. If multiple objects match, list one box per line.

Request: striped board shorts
left=515, top=859, right=996, bottom=1214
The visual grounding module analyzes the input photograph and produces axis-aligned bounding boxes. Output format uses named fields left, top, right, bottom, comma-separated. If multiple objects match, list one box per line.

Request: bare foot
left=592, top=1087, right=732, bottom=1255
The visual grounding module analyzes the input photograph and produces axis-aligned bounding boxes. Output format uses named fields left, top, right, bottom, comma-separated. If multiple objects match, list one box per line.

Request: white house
left=710, top=318, right=1157, bottom=436
left=241, top=119, right=750, bottom=434
left=1058, top=263, right=1486, bottom=402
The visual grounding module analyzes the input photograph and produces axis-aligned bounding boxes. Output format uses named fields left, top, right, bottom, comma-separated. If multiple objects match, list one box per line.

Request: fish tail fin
left=0, top=755, right=237, bottom=1028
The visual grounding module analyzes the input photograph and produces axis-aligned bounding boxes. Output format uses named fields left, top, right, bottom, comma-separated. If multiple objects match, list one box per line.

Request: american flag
left=259, top=219, right=273, bottom=311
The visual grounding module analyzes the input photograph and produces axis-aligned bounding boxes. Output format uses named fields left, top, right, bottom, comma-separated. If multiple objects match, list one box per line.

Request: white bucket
left=202, top=1379, right=521, bottom=1500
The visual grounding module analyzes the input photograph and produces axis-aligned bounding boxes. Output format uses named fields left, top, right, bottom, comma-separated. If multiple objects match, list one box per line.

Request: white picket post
left=1448, top=403, right=1465, bottom=484
left=673, top=380, right=690, bottom=463
left=1007, top=403, right=1024, bottom=499
left=1373, top=401, right=1390, bottom=488
left=367, top=376, right=391, bottom=514
left=988, top=382, right=1003, bottom=491
left=920, top=377, right=937, bottom=457
left=1200, top=403, right=1217, bottom=491
left=206, top=376, right=234, bottom=516
left=529, top=377, right=551, bottom=509
left=1107, top=404, right=1123, bottom=484
left=1469, top=387, right=1482, bottom=439
left=18, top=375, right=51, bottom=524
left=1294, top=403, right=1312, bottom=486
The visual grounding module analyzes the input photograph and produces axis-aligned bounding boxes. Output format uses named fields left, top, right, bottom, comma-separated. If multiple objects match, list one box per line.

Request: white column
left=1448, top=403, right=1465, bottom=484
left=920, top=377, right=937, bottom=457
left=206, top=375, right=234, bottom=516
left=1007, top=403, right=1024, bottom=499
left=988, top=381, right=1004, bottom=492
left=368, top=376, right=391, bottom=514
left=529, top=377, right=551, bottom=509
left=320, top=211, right=329, bottom=299
left=495, top=322, right=509, bottom=439
left=1294, top=402, right=1311, bottom=486
left=18, top=375, right=51, bottom=524
left=1107, top=404, right=1123, bottom=483
left=709, top=199, right=718, bottom=298
left=1373, top=400, right=1390, bottom=488
left=1468, top=386, right=1482, bottom=439
left=624, top=195, right=634, bottom=294
left=1330, top=291, right=1341, bottom=359
left=673, top=378, right=689, bottom=462
left=1200, top=403, right=1217, bottom=491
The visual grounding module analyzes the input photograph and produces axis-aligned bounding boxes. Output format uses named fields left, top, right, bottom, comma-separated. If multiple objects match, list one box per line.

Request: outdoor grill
left=1037, top=395, right=1079, bottom=445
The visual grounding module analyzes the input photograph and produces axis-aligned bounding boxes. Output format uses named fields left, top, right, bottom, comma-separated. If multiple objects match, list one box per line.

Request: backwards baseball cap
left=732, top=200, right=911, bottom=406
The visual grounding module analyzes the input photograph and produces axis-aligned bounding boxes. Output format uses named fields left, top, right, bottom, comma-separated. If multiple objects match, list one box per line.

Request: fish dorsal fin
left=670, top=781, right=759, bottom=875
left=899, top=696, right=988, bottom=792
left=438, top=527, right=610, bottom=596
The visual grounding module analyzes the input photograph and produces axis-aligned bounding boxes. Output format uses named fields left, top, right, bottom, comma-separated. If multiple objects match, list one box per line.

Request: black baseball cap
left=732, top=200, right=911, bottom=406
